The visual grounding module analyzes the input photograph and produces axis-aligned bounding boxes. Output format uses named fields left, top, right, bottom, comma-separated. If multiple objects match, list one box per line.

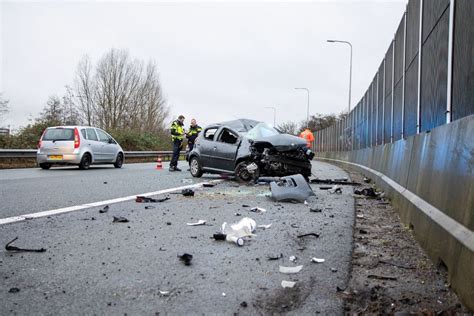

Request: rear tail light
left=74, top=128, right=80, bottom=148
left=37, top=129, right=46, bottom=149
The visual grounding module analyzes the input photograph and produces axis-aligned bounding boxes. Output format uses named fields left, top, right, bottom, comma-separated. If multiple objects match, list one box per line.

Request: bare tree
left=0, top=93, right=9, bottom=125
left=74, top=49, right=168, bottom=132
left=277, top=121, right=299, bottom=135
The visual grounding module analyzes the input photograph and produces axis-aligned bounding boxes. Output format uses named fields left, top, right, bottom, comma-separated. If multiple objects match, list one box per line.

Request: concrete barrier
left=316, top=115, right=474, bottom=310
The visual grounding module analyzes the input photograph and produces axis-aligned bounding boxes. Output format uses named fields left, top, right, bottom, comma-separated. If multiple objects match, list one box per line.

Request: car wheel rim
left=191, top=159, right=199, bottom=174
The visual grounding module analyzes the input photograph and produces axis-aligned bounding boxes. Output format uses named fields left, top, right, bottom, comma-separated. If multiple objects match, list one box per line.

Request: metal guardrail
left=0, top=149, right=173, bottom=159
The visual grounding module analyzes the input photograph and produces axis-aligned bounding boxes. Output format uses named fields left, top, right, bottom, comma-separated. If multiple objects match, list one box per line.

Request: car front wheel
left=235, top=161, right=260, bottom=182
left=114, top=153, right=124, bottom=168
left=189, top=157, right=203, bottom=177
left=39, top=163, right=51, bottom=170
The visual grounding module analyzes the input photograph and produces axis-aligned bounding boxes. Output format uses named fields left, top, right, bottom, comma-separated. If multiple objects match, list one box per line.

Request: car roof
left=205, top=119, right=261, bottom=133
left=47, top=126, right=101, bottom=129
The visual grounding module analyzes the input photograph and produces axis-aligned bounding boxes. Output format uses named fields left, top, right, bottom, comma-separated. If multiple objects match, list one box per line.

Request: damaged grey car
left=188, top=119, right=314, bottom=181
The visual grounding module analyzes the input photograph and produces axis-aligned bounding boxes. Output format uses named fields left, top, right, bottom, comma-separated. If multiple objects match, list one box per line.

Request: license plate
left=49, top=155, right=63, bottom=160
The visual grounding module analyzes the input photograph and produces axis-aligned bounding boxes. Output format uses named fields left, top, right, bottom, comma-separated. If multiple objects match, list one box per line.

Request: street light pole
left=264, top=107, right=276, bottom=126
left=294, top=87, right=310, bottom=124
left=327, top=39, right=352, bottom=113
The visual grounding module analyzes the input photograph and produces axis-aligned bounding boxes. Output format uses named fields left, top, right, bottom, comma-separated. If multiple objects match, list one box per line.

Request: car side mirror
left=108, top=139, right=115, bottom=144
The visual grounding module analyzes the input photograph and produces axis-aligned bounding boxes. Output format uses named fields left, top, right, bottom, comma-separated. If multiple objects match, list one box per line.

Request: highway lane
left=0, top=160, right=355, bottom=314
left=0, top=162, right=217, bottom=219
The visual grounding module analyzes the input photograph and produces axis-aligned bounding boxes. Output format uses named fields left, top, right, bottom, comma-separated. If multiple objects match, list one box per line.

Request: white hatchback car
left=36, top=126, right=124, bottom=170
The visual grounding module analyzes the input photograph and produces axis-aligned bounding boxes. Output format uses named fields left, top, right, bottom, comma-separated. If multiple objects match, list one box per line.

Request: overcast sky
left=1, top=0, right=407, bottom=130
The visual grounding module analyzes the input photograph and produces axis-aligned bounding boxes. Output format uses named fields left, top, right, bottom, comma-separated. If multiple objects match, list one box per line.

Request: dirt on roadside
left=340, top=168, right=469, bottom=314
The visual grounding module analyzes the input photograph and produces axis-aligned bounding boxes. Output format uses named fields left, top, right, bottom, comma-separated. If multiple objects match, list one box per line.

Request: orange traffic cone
left=155, top=157, right=163, bottom=170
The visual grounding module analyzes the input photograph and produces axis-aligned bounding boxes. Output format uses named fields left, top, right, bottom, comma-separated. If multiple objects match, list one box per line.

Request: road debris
left=202, top=183, right=215, bottom=188
left=289, top=255, right=297, bottom=262
left=234, top=212, right=242, bottom=216
left=145, top=206, right=155, bottom=210
left=112, top=216, right=129, bottom=223
left=257, top=223, right=272, bottom=229
left=250, top=207, right=267, bottom=213
left=331, top=268, right=338, bottom=273
left=240, top=301, right=248, bottom=308
left=178, top=253, right=193, bottom=265
left=179, top=189, right=195, bottom=197
left=354, top=187, right=378, bottom=197
left=99, top=205, right=109, bottom=213
left=187, top=220, right=206, bottom=226
left=319, top=186, right=333, bottom=190
left=222, top=292, right=226, bottom=297
left=328, top=185, right=342, bottom=194
left=297, top=233, right=320, bottom=238
left=5, top=237, right=47, bottom=253
left=310, top=208, right=322, bottom=213
left=279, top=265, right=303, bottom=274
left=159, top=290, right=170, bottom=296
left=213, top=233, right=227, bottom=241
left=311, top=257, right=325, bottom=263
left=267, top=253, right=283, bottom=261
left=135, top=196, right=170, bottom=203
left=363, top=177, right=371, bottom=183
left=310, top=178, right=361, bottom=186
left=221, top=217, right=256, bottom=246
left=181, top=179, right=194, bottom=184
left=281, top=280, right=296, bottom=288
left=270, top=174, right=315, bottom=203
left=8, top=288, right=20, bottom=293
left=367, top=274, right=398, bottom=281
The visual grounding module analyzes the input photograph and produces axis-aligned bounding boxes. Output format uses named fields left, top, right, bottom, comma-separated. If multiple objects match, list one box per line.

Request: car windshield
left=245, top=122, right=280, bottom=139
left=43, top=128, right=74, bottom=141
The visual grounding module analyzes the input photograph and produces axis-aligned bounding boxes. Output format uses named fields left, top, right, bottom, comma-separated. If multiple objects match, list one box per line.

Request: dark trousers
left=188, top=142, right=195, bottom=152
left=171, top=140, right=182, bottom=168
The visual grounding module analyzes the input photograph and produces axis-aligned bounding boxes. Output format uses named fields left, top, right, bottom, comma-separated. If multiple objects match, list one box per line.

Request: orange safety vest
left=299, top=129, right=314, bottom=148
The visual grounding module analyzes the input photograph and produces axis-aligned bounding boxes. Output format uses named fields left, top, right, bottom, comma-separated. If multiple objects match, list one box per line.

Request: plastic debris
left=234, top=212, right=242, bottom=216
left=213, top=233, right=226, bottom=241
left=311, top=257, right=325, bottom=263
left=354, top=187, right=378, bottom=197
left=202, top=183, right=215, bottom=188
left=250, top=207, right=266, bottom=213
left=5, top=237, right=46, bottom=253
left=99, top=205, right=109, bottom=213
left=240, top=301, right=248, bottom=308
left=222, top=292, right=226, bottom=297
left=281, top=280, right=296, bottom=288
left=257, top=224, right=272, bottom=229
left=159, top=290, right=170, bottom=296
left=270, top=174, right=315, bottom=203
left=181, top=179, right=194, bottom=184
left=170, top=189, right=195, bottom=197
left=279, top=265, right=303, bottom=274
left=113, top=216, right=129, bottom=223
left=221, top=217, right=257, bottom=247
left=145, top=206, right=155, bottom=210
left=356, top=214, right=364, bottom=219
left=363, top=177, right=371, bottom=183
left=187, top=220, right=206, bottom=226
left=331, top=268, right=338, bottom=273
left=135, top=196, right=170, bottom=203
left=267, top=253, right=283, bottom=260
left=289, top=256, right=297, bottom=262
left=297, top=233, right=320, bottom=238
left=310, top=208, right=322, bottom=213
left=9, top=287, right=20, bottom=293
left=178, top=253, right=193, bottom=265
left=328, top=185, right=342, bottom=194
left=310, top=178, right=361, bottom=186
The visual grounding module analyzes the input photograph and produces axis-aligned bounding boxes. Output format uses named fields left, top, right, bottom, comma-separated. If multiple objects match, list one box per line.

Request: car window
left=43, top=128, right=74, bottom=141
left=80, top=129, right=87, bottom=139
left=96, top=129, right=110, bottom=143
left=204, top=128, right=218, bottom=141
left=217, top=129, right=239, bottom=145
left=86, top=128, right=98, bottom=141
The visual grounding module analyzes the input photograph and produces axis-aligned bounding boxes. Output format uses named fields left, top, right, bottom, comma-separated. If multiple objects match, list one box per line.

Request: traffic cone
left=155, top=157, right=163, bottom=170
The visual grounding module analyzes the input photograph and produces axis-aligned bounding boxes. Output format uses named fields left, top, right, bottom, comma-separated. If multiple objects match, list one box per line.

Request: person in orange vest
left=299, top=128, right=315, bottom=150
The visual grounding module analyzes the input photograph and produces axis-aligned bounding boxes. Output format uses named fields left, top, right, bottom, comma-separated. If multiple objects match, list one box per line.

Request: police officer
left=170, top=115, right=185, bottom=172
left=186, top=118, right=202, bottom=152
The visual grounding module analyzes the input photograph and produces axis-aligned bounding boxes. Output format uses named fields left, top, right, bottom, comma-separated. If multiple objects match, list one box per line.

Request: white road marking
left=0, top=180, right=222, bottom=226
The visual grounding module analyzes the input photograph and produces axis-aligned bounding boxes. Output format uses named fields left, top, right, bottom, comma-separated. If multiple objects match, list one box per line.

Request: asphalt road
left=0, top=161, right=355, bottom=314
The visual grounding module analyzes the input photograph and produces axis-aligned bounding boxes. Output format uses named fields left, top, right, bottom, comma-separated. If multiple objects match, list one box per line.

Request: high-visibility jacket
left=170, top=120, right=185, bottom=142
left=186, top=125, right=202, bottom=144
left=299, top=129, right=315, bottom=148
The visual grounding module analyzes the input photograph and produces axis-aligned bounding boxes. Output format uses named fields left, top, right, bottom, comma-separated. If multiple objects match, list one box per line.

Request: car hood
left=251, top=134, right=307, bottom=151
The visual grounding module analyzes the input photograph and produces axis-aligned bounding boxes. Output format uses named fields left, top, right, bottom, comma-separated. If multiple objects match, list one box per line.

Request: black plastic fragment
left=178, top=253, right=193, bottom=265
left=136, top=196, right=170, bottom=203
left=213, top=233, right=226, bottom=241
left=113, top=216, right=129, bottom=223
left=99, top=205, right=109, bottom=213
left=297, top=233, right=320, bottom=238
left=5, top=237, right=46, bottom=253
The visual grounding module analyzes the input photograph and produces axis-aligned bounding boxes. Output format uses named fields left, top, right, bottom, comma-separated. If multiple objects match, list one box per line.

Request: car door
left=212, top=127, right=240, bottom=171
left=85, top=128, right=102, bottom=162
left=95, top=128, right=116, bottom=162
left=198, top=127, right=219, bottom=168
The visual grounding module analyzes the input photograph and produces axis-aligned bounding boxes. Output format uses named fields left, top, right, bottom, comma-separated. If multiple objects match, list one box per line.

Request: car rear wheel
left=235, top=161, right=260, bottom=182
left=114, top=153, right=124, bottom=168
left=79, top=153, right=91, bottom=170
left=190, top=157, right=203, bottom=177
left=39, top=163, right=51, bottom=170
